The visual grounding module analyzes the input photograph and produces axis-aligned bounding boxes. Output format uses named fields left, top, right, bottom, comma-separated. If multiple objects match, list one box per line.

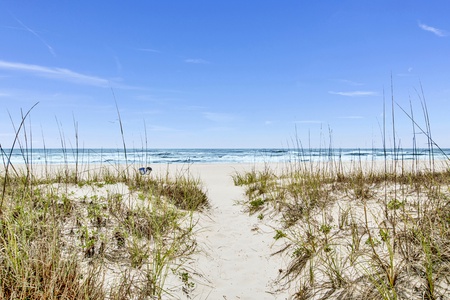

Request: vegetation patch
left=234, top=161, right=450, bottom=299
left=0, top=165, right=208, bottom=299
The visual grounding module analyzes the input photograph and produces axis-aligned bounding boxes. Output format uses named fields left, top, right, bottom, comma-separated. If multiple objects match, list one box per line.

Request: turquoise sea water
left=2, top=148, right=450, bottom=165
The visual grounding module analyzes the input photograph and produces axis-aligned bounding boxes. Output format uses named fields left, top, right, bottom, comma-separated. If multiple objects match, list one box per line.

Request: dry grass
left=0, top=165, right=208, bottom=300
left=234, top=160, right=450, bottom=299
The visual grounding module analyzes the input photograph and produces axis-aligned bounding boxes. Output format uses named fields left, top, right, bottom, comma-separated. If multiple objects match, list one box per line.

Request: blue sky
left=1, top=1, right=450, bottom=149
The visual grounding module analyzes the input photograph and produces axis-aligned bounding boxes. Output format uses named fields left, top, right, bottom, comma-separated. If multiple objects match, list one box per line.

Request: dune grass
left=233, top=87, right=450, bottom=299
left=0, top=164, right=208, bottom=300
left=234, top=160, right=450, bottom=299
left=0, top=104, right=208, bottom=300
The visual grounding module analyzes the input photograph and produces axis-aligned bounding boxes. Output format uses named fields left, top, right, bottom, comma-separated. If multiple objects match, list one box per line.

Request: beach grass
left=0, top=104, right=209, bottom=299
left=232, top=93, right=450, bottom=299
left=0, top=163, right=208, bottom=299
left=0, top=164, right=208, bottom=299
left=234, top=159, right=450, bottom=299
left=232, top=88, right=450, bottom=299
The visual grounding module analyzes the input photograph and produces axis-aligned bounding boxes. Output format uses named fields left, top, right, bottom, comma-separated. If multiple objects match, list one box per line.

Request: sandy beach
left=1, top=162, right=293, bottom=299
left=2, top=159, right=450, bottom=299
left=154, top=163, right=292, bottom=299
left=150, top=160, right=450, bottom=299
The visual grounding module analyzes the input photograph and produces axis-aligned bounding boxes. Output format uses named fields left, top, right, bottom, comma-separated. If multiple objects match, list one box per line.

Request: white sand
left=151, top=163, right=291, bottom=299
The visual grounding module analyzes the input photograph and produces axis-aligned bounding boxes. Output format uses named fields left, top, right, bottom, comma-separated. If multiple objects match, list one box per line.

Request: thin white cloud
left=10, top=13, right=56, bottom=57
left=185, top=58, right=210, bottom=64
left=203, top=112, right=234, bottom=122
left=113, top=56, right=122, bottom=72
left=0, top=60, right=110, bottom=87
left=329, top=91, right=377, bottom=97
left=337, top=79, right=364, bottom=86
left=418, top=22, right=447, bottom=37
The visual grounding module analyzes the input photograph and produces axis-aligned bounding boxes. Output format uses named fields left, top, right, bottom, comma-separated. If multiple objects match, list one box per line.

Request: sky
left=1, top=1, right=450, bottom=149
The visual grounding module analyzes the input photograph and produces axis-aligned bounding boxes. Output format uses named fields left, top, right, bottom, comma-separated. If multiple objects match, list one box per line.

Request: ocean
left=2, top=148, right=450, bottom=165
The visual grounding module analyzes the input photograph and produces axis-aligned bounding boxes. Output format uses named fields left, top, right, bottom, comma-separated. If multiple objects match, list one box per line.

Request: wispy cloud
left=418, top=22, right=447, bottom=37
left=185, top=58, right=210, bottom=64
left=0, top=60, right=111, bottom=87
left=9, top=12, right=56, bottom=57
left=203, top=112, right=234, bottom=122
left=329, top=91, right=377, bottom=97
left=113, top=55, right=122, bottom=72
left=337, top=79, right=364, bottom=86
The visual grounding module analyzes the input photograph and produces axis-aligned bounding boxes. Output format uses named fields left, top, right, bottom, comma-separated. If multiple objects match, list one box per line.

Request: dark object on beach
left=139, top=167, right=152, bottom=175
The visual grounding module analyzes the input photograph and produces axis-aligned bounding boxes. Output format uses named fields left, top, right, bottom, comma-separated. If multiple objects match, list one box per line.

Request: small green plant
left=87, top=201, right=107, bottom=227
left=95, top=182, right=105, bottom=188
left=249, top=198, right=265, bottom=213
left=387, top=198, right=404, bottom=210
left=138, top=192, right=146, bottom=201
left=379, top=228, right=389, bottom=242
left=178, top=270, right=195, bottom=296
left=319, top=224, right=332, bottom=235
left=129, top=238, right=149, bottom=268
left=274, top=230, right=287, bottom=240
left=60, top=193, right=73, bottom=216
left=78, top=225, right=97, bottom=258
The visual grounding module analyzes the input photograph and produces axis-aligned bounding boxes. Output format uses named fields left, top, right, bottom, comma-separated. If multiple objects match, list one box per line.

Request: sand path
left=164, top=164, right=290, bottom=300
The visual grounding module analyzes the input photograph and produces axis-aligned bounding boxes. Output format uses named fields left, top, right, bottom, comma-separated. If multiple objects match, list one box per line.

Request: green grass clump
left=129, top=176, right=208, bottom=211
left=0, top=165, right=208, bottom=300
